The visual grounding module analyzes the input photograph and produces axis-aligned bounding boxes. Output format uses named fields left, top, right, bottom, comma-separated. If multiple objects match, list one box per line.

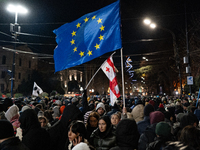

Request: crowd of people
left=0, top=91, right=200, bottom=150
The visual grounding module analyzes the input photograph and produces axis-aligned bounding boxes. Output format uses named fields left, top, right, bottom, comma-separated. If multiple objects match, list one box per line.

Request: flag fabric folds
left=53, top=0, right=122, bottom=72
left=32, top=82, right=43, bottom=96
left=101, top=55, right=120, bottom=106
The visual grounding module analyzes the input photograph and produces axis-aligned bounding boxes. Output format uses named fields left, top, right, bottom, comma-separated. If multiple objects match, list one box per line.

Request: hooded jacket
left=19, top=109, right=51, bottom=150
left=48, top=104, right=83, bottom=150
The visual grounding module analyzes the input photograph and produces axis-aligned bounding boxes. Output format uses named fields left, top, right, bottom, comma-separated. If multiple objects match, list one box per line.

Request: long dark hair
left=180, top=125, right=200, bottom=149
left=99, top=115, right=111, bottom=130
left=68, top=120, right=87, bottom=140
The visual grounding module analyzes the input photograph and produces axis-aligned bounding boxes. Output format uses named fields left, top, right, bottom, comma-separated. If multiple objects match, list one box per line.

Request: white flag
left=101, top=55, right=120, bottom=106
left=32, top=82, right=43, bottom=96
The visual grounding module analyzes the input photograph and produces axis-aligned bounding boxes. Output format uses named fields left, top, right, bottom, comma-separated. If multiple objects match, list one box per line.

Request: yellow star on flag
left=73, top=47, right=77, bottom=52
left=70, top=39, right=75, bottom=45
left=99, top=25, right=105, bottom=31
left=98, top=35, right=104, bottom=41
left=97, top=18, right=102, bottom=24
left=92, top=15, right=96, bottom=20
left=76, top=23, right=81, bottom=28
left=94, top=43, right=100, bottom=49
left=84, top=17, right=89, bottom=23
left=87, top=50, right=92, bottom=56
left=71, top=31, right=76, bottom=37
left=79, top=51, right=84, bottom=57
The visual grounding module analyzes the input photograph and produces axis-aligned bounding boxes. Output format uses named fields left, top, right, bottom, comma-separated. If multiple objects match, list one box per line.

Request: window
left=2, top=55, right=6, bottom=64
left=1, top=71, right=5, bottom=78
left=1, top=84, right=4, bottom=92
left=29, top=61, right=31, bottom=68
left=18, top=73, right=21, bottom=79
left=19, top=58, right=22, bottom=66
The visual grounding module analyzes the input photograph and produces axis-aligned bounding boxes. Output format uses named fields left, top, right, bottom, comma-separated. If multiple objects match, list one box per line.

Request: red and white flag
left=101, top=55, right=120, bottom=106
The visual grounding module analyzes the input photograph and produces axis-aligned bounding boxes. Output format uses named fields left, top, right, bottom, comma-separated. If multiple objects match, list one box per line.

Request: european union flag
left=53, top=0, right=122, bottom=72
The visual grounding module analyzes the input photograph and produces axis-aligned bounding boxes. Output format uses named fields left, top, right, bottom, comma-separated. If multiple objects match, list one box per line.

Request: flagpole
left=85, top=67, right=101, bottom=90
left=85, top=52, right=116, bottom=90
left=120, top=48, right=125, bottom=107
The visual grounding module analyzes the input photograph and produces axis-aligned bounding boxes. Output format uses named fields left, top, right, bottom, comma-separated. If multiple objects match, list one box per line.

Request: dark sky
left=0, top=0, right=200, bottom=68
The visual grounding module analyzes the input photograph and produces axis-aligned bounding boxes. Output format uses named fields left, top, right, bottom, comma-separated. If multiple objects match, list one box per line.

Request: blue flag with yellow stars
left=53, top=0, right=122, bottom=72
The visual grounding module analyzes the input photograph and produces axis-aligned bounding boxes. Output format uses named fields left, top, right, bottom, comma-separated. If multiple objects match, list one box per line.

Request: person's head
left=96, top=102, right=106, bottom=116
left=38, top=116, right=48, bottom=128
left=155, top=122, right=171, bottom=137
left=149, top=111, right=165, bottom=124
left=179, top=125, right=200, bottom=149
left=116, top=119, right=139, bottom=149
left=144, top=104, right=154, bottom=117
left=68, top=120, right=86, bottom=142
left=111, top=113, right=120, bottom=126
left=86, top=112, right=100, bottom=128
left=98, top=115, right=111, bottom=133
left=0, top=120, right=14, bottom=143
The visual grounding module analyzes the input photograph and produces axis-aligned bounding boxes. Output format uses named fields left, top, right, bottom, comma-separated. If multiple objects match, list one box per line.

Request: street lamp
left=7, top=4, right=28, bottom=98
left=143, top=18, right=183, bottom=95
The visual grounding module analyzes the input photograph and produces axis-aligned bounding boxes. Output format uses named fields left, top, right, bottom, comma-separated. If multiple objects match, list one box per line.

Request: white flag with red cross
left=101, top=55, right=120, bottom=106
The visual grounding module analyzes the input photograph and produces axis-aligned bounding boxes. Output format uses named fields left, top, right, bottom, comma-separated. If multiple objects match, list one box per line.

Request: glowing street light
left=7, top=4, right=28, bottom=24
left=7, top=4, right=28, bottom=98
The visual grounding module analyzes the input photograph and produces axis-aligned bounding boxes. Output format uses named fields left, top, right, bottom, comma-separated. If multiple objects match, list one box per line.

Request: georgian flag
left=32, top=82, right=43, bottom=96
left=101, top=55, right=120, bottom=106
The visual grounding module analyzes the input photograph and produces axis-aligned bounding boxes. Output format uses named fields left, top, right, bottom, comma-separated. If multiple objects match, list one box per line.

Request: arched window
left=2, top=55, right=6, bottom=64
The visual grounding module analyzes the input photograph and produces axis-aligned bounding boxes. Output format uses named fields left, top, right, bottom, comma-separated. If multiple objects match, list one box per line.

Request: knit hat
left=0, top=120, right=14, bottom=139
left=72, top=97, right=78, bottom=103
left=96, top=102, right=106, bottom=112
left=116, top=119, right=139, bottom=149
left=159, top=103, right=164, bottom=108
left=149, top=100, right=155, bottom=107
left=149, top=111, right=165, bottom=124
left=144, top=104, right=154, bottom=116
left=55, top=100, right=62, bottom=105
left=155, top=122, right=171, bottom=137
left=5, top=105, right=19, bottom=121
left=21, top=105, right=31, bottom=112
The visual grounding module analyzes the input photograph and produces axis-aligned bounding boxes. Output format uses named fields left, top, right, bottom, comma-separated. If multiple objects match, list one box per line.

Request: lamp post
left=143, top=18, right=183, bottom=95
left=7, top=4, right=27, bottom=98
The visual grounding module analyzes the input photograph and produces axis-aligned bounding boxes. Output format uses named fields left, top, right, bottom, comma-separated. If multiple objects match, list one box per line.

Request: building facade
left=0, top=45, right=38, bottom=94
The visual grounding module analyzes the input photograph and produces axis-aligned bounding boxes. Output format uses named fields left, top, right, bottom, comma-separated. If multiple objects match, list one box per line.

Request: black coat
left=0, top=137, right=29, bottom=150
left=90, top=126, right=116, bottom=150
left=19, top=109, right=51, bottom=150
left=48, top=104, right=83, bottom=150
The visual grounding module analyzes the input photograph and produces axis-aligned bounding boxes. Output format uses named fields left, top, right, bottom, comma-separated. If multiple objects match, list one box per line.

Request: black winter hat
left=0, top=120, right=14, bottom=139
left=144, top=104, right=154, bottom=116
left=116, top=119, right=139, bottom=149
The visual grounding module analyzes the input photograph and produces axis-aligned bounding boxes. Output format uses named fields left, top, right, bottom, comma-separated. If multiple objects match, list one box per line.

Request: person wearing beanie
left=5, top=105, right=20, bottom=134
left=137, top=104, right=154, bottom=135
left=138, top=111, right=165, bottom=150
left=96, top=102, right=106, bottom=116
left=110, top=119, right=140, bottom=150
left=147, top=122, right=174, bottom=150
left=157, top=103, right=165, bottom=112
left=0, top=120, right=29, bottom=150
left=19, top=109, right=51, bottom=150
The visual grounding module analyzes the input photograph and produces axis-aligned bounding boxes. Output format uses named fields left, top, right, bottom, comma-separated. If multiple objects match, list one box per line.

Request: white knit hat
left=96, top=102, right=106, bottom=111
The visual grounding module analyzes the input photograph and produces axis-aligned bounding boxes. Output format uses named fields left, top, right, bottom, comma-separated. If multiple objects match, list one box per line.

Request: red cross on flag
left=101, top=55, right=120, bottom=106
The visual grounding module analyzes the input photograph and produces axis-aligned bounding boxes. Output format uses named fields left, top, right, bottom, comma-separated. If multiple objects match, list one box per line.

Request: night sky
left=0, top=0, right=200, bottom=69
